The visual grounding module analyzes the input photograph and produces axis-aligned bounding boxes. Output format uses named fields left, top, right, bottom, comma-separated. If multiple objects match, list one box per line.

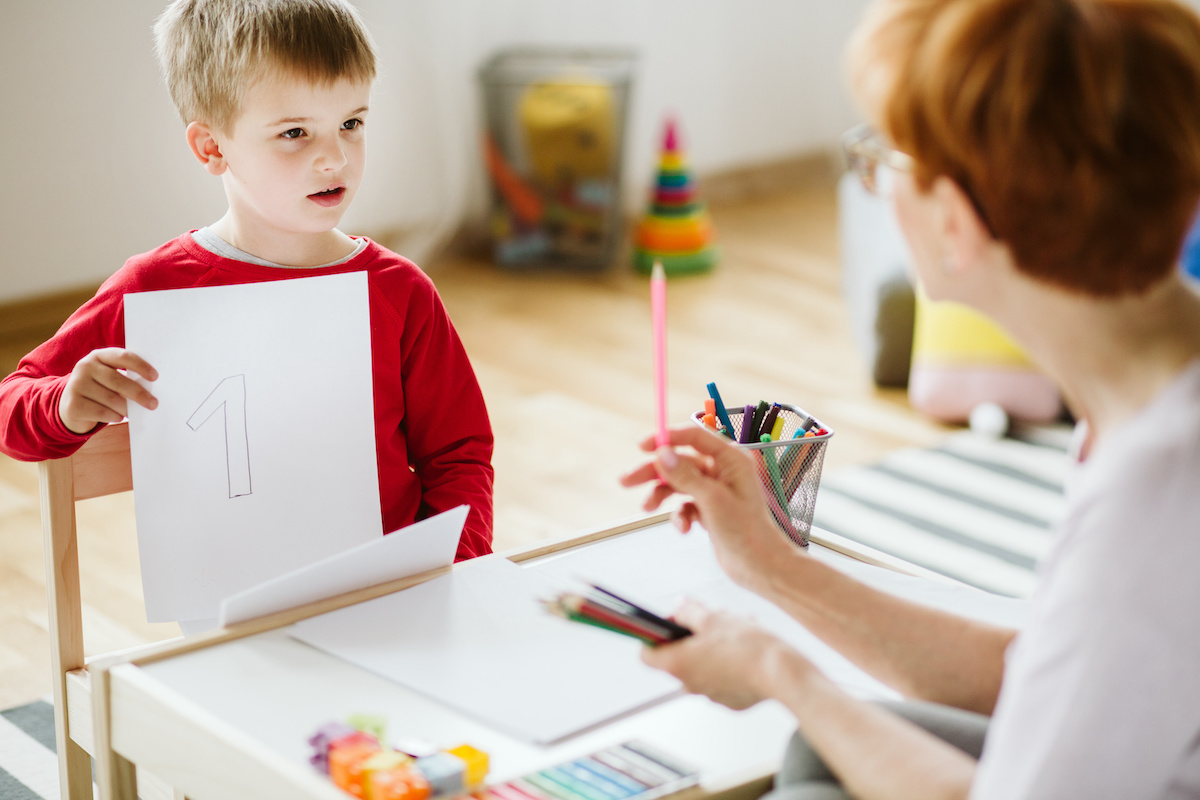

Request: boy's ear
left=186, top=122, right=228, bottom=176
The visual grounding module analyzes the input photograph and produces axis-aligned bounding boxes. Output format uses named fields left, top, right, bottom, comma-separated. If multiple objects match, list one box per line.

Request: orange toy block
left=330, top=740, right=382, bottom=798
left=368, top=765, right=432, bottom=800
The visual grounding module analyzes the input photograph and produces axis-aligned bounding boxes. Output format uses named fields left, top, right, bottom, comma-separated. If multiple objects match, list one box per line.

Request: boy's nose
left=315, top=137, right=348, bottom=171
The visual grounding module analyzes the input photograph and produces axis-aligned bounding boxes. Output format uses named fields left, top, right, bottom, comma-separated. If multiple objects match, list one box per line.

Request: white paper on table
left=125, top=272, right=382, bottom=622
left=290, top=522, right=1029, bottom=745
left=528, top=522, right=1030, bottom=700
left=289, top=556, right=683, bottom=744
left=219, top=505, right=468, bottom=627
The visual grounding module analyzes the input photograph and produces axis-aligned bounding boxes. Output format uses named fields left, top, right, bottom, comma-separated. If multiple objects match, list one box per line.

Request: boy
left=0, top=0, right=494, bottom=561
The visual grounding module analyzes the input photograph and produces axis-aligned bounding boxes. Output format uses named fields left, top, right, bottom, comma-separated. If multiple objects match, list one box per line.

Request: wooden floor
left=0, top=168, right=951, bottom=709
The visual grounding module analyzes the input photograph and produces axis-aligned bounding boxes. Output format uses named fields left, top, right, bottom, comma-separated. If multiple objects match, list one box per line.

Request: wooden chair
left=39, top=422, right=180, bottom=800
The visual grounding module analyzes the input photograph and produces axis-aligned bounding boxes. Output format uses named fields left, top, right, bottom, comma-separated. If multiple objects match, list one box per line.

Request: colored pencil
left=543, top=585, right=692, bottom=646
left=748, top=401, right=769, bottom=442
left=761, top=403, right=782, bottom=440
left=738, top=404, right=755, bottom=443
left=706, top=382, right=736, bottom=439
left=651, top=261, right=668, bottom=449
left=547, top=602, right=659, bottom=644
left=587, top=584, right=693, bottom=640
left=553, top=595, right=671, bottom=645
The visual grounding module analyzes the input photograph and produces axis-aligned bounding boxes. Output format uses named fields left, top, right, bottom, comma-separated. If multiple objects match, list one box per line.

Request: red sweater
left=0, top=233, right=494, bottom=560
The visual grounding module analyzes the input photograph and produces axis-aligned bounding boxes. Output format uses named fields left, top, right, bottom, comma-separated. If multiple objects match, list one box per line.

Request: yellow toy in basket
left=909, top=290, right=1061, bottom=424
left=519, top=77, right=614, bottom=188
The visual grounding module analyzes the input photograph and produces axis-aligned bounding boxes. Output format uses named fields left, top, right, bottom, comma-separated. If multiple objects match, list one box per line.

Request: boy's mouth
left=308, top=186, right=346, bottom=208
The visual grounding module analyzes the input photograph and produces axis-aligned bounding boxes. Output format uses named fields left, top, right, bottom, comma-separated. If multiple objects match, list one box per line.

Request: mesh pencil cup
left=691, top=403, right=833, bottom=547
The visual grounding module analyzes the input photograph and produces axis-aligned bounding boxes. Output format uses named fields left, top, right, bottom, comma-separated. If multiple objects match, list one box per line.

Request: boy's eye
left=280, top=128, right=305, bottom=140
left=342, top=118, right=363, bottom=131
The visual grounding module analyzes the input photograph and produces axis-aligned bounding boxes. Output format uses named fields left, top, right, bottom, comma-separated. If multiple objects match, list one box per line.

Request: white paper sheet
left=290, top=556, right=683, bottom=744
left=290, top=522, right=1029, bottom=745
left=125, top=272, right=382, bottom=622
left=219, top=506, right=468, bottom=627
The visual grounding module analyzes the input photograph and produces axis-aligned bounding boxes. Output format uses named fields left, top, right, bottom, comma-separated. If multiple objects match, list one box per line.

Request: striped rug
left=813, top=425, right=1072, bottom=598
left=0, top=700, right=60, bottom=800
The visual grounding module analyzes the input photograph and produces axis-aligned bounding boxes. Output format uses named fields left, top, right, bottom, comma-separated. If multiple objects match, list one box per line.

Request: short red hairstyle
left=849, top=0, right=1200, bottom=296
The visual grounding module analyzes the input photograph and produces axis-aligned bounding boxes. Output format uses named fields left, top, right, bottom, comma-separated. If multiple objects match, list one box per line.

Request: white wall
left=0, top=1, right=868, bottom=304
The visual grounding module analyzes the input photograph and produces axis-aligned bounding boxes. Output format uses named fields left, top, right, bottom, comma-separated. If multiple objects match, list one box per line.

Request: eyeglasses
left=841, top=123, right=914, bottom=197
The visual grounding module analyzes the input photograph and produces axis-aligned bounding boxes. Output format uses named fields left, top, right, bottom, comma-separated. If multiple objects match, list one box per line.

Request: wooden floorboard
left=0, top=172, right=950, bottom=709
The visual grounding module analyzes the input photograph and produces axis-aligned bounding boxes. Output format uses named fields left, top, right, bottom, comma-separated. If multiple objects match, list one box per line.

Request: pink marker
left=652, top=260, right=668, bottom=449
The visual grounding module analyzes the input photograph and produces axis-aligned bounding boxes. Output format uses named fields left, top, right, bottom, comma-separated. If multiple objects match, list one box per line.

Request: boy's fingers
left=96, top=348, right=159, bottom=382
left=73, top=397, right=125, bottom=426
left=102, top=370, right=159, bottom=410
left=78, top=382, right=129, bottom=416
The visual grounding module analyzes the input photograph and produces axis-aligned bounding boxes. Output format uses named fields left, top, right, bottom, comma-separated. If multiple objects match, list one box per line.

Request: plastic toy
left=446, top=744, right=489, bottom=788
left=633, top=118, right=718, bottom=275
left=415, top=752, right=467, bottom=796
left=311, top=717, right=488, bottom=800
left=519, top=77, right=615, bottom=188
left=908, top=291, right=1061, bottom=424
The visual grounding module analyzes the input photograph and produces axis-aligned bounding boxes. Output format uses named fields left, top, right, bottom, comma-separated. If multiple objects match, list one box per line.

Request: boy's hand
left=59, top=348, right=159, bottom=434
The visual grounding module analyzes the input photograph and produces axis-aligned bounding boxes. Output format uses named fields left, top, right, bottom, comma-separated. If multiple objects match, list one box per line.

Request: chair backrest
left=39, top=424, right=185, bottom=800
left=39, top=422, right=133, bottom=677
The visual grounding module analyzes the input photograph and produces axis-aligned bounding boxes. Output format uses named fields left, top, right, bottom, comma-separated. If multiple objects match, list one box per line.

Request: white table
left=89, top=515, right=1013, bottom=800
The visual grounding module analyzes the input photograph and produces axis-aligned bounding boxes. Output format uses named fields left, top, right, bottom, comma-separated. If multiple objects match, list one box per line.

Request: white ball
left=969, top=402, right=1010, bottom=438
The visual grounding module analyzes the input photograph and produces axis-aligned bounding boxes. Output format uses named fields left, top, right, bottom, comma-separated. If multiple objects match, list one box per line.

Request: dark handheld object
left=588, top=583, right=693, bottom=642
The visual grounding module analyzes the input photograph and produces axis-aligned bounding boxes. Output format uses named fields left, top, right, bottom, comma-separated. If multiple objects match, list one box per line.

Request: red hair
left=850, top=0, right=1200, bottom=295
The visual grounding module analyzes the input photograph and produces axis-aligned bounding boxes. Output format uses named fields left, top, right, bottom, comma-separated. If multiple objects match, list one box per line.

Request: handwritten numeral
left=187, top=374, right=253, bottom=498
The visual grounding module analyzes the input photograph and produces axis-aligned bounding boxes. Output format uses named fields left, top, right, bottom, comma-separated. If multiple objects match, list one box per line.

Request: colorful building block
left=330, top=738, right=384, bottom=798
left=312, top=719, right=488, bottom=800
left=447, top=744, right=490, bottom=787
left=310, top=722, right=359, bottom=774
left=363, top=750, right=413, bottom=774
left=416, top=752, right=468, bottom=796
left=368, top=764, right=432, bottom=800
left=348, top=714, right=389, bottom=745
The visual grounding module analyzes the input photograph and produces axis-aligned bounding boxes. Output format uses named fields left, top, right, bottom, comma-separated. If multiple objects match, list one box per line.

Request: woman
left=620, top=0, right=1200, bottom=797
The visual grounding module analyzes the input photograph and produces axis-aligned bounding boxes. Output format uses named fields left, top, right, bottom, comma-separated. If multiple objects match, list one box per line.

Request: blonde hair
left=848, top=0, right=1200, bottom=296
left=154, top=0, right=377, bottom=132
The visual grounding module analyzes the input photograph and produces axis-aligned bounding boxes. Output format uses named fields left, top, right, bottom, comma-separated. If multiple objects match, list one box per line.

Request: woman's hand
left=641, top=599, right=806, bottom=711
left=59, top=347, right=158, bottom=434
left=619, top=424, right=800, bottom=592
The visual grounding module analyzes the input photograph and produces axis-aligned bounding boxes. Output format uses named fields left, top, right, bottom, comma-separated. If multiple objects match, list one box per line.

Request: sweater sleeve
left=0, top=281, right=129, bottom=461
left=395, top=277, right=495, bottom=560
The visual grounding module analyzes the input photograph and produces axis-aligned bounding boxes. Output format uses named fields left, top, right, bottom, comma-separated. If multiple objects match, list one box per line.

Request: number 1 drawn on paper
left=187, top=374, right=253, bottom=498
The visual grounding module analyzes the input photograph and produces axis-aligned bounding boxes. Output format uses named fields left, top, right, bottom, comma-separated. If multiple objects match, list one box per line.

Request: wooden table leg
left=91, top=663, right=140, bottom=800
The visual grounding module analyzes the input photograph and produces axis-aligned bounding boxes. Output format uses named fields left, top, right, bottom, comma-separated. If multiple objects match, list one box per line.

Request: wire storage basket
left=478, top=47, right=636, bottom=270
left=691, top=403, right=833, bottom=547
